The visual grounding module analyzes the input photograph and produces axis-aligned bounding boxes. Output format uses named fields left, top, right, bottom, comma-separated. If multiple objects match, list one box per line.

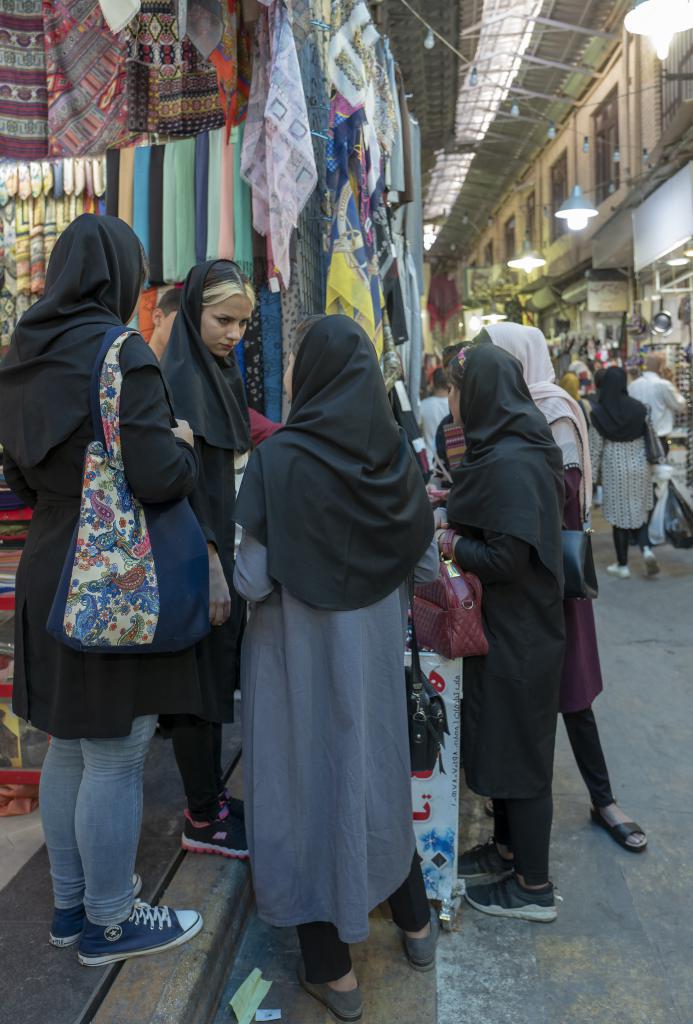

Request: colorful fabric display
left=126, top=1, right=225, bottom=137
left=241, top=1, right=316, bottom=288
left=177, top=0, right=223, bottom=60
left=0, top=1, right=48, bottom=159
left=43, top=0, right=130, bottom=157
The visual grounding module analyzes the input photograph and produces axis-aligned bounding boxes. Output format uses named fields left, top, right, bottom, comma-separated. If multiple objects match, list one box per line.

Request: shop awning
left=592, top=207, right=633, bottom=269
left=633, top=161, right=693, bottom=272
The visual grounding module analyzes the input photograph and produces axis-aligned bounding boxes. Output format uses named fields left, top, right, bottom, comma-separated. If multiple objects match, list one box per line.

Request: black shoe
left=219, top=789, right=245, bottom=821
left=182, top=809, right=249, bottom=860
left=465, top=875, right=557, bottom=923
left=457, top=839, right=514, bottom=882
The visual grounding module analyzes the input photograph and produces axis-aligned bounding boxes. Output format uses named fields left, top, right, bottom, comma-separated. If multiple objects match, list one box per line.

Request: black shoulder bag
left=406, top=576, right=449, bottom=773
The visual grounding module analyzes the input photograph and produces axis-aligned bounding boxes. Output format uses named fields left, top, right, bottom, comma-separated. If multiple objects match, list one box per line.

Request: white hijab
left=485, top=323, right=592, bottom=514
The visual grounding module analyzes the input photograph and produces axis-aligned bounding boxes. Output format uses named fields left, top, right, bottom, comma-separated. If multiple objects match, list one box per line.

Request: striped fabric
left=0, top=0, right=48, bottom=159
left=43, top=0, right=130, bottom=157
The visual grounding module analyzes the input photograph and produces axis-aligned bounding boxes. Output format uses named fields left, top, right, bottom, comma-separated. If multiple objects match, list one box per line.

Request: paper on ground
left=229, top=968, right=273, bottom=1024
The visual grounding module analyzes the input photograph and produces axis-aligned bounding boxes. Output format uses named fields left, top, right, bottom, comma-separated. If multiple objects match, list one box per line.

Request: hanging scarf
left=98, top=0, right=141, bottom=33
left=447, top=344, right=564, bottom=588
left=259, top=283, right=281, bottom=423
left=195, top=132, right=209, bottom=264
left=218, top=133, right=235, bottom=260
left=148, top=145, right=165, bottom=283
left=206, top=127, right=223, bottom=260
left=484, top=323, right=593, bottom=514
left=590, top=367, right=648, bottom=442
left=161, top=259, right=250, bottom=451
left=118, top=146, right=135, bottom=228
left=44, top=0, right=130, bottom=157
left=176, top=0, right=222, bottom=59
left=232, top=123, right=253, bottom=277
left=105, top=150, right=120, bottom=217
left=0, top=1, right=48, bottom=159
left=240, top=1, right=317, bottom=287
left=133, top=146, right=151, bottom=264
left=209, top=0, right=252, bottom=134
left=235, top=314, right=434, bottom=611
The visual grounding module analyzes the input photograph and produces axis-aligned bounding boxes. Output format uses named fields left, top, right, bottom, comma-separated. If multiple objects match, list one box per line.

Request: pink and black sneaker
left=181, top=804, right=249, bottom=860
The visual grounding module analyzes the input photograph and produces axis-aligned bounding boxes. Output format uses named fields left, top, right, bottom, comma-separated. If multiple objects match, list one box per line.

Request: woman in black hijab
left=437, top=343, right=565, bottom=923
left=233, top=315, right=438, bottom=1022
left=589, top=367, right=655, bottom=577
left=0, top=214, right=203, bottom=965
left=161, top=260, right=252, bottom=859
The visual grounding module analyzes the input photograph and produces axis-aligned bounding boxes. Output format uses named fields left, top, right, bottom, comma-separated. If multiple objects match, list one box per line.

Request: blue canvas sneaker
left=49, top=873, right=143, bottom=948
left=77, top=900, right=203, bottom=967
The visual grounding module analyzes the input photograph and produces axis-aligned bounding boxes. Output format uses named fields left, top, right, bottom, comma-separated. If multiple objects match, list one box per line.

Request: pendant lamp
left=555, top=186, right=598, bottom=232
left=507, top=236, right=546, bottom=273
left=624, top=0, right=693, bottom=60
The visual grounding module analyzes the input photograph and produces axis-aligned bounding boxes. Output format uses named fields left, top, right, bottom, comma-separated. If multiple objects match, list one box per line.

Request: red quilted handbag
left=413, top=560, right=489, bottom=659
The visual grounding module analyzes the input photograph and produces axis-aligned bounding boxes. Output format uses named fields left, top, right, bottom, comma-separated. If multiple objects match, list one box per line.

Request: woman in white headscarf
left=478, top=323, right=647, bottom=853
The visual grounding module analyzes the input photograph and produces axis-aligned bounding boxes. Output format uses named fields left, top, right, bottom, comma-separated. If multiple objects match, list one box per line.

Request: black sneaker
left=465, top=874, right=557, bottom=923
left=181, top=808, right=249, bottom=859
left=457, top=839, right=514, bottom=882
left=219, top=789, right=245, bottom=821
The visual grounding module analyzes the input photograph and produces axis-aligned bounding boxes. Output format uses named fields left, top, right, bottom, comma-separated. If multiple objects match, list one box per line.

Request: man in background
left=419, top=367, right=450, bottom=464
left=629, top=352, right=686, bottom=454
left=149, top=288, right=181, bottom=362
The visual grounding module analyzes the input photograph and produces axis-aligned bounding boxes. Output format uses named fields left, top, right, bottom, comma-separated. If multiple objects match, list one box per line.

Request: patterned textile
left=259, top=283, right=282, bottom=423
left=325, top=96, right=383, bottom=356
left=240, top=1, right=316, bottom=287
left=176, top=0, right=222, bottom=60
left=0, top=0, right=48, bottom=159
left=64, top=332, right=160, bottom=649
left=14, top=198, right=30, bottom=294
left=327, top=0, right=395, bottom=203
left=209, top=0, right=251, bottom=136
left=126, top=1, right=224, bottom=136
left=43, top=0, right=130, bottom=157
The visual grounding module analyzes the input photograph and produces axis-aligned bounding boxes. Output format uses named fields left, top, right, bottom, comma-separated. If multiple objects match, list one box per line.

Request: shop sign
left=587, top=279, right=629, bottom=313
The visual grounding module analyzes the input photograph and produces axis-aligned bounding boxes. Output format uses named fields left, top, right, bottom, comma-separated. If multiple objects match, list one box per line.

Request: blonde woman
left=162, top=261, right=255, bottom=858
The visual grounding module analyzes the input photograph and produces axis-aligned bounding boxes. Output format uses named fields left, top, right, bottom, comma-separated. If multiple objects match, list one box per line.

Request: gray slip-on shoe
left=403, top=911, right=440, bottom=972
left=298, top=967, right=363, bottom=1023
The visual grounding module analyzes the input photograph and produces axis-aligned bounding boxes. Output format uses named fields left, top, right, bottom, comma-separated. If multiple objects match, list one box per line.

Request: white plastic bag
left=649, top=464, right=674, bottom=546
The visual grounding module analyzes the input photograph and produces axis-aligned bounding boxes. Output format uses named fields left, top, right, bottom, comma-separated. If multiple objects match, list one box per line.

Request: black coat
left=455, top=529, right=565, bottom=799
left=187, top=438, right=241, bottom=723
left=3, top=340, right=204, bottom=740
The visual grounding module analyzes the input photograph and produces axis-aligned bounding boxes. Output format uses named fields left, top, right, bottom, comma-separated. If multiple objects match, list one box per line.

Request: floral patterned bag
left=47, top=327, right=210, bottom=653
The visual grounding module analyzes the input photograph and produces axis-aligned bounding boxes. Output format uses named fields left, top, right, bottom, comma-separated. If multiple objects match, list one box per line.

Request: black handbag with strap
left=562, top=527, right=598, bottom=600
left=406, top=576, right=449, bottom=773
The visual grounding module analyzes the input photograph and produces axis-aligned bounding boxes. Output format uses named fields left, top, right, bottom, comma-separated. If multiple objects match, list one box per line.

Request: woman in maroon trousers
left=484, top=324, right=647, bottom=852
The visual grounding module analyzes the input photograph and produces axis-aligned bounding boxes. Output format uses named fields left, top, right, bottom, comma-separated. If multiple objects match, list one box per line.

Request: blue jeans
left=39, top=715, right=157, bottom=925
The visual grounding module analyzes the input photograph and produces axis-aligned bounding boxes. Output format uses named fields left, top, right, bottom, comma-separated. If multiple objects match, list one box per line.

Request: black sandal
left=590, top=807, right=647, bottom=853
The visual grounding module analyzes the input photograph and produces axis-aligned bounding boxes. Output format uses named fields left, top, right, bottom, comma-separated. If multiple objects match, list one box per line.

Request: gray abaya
left=234, top=531, right=439, bottom=944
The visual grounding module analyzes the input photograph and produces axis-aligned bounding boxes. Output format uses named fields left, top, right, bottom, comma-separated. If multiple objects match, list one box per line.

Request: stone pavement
left=439, top=516, right=693, bottom=1024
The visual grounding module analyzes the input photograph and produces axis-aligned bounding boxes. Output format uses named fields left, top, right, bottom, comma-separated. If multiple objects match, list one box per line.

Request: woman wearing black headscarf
left=0, top=214, right=203, bottom=965
left=589, top=367, right=656, bottom=578
left=161, top=260, right=252, bottom=858
left=437, top=344, right=565, bottom=923
left=234, top=315, right=438, bottom=1023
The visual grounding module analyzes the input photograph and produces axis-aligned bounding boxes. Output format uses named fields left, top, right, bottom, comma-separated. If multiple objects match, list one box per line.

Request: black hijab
left=0, top=213, right=146, bottom=467
left=161, top=260, right=250, bottom=452
left=447, top=344, right=564, bottom=586
left=590, top=366, right=647, bottom=442
left=235, top=314, right=434, bottom=611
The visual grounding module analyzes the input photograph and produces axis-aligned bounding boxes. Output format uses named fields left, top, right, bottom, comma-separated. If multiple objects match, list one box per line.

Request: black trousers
left=171, top=717, right=224, bottom=821
left=612, top=524, right=650, bottom=566
left=296, top=854, right=430, bottom=984
left=562, top=708, right=614, bottom=808
left=492, top=794, right=552, bottom=886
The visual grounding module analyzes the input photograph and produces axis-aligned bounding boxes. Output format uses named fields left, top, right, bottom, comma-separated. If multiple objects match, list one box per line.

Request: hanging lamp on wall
left=625, top=0, right=693, bottom=60
left=555, top=186, right=598, bottom=232
left=507, top=235, right=547, bottom=273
